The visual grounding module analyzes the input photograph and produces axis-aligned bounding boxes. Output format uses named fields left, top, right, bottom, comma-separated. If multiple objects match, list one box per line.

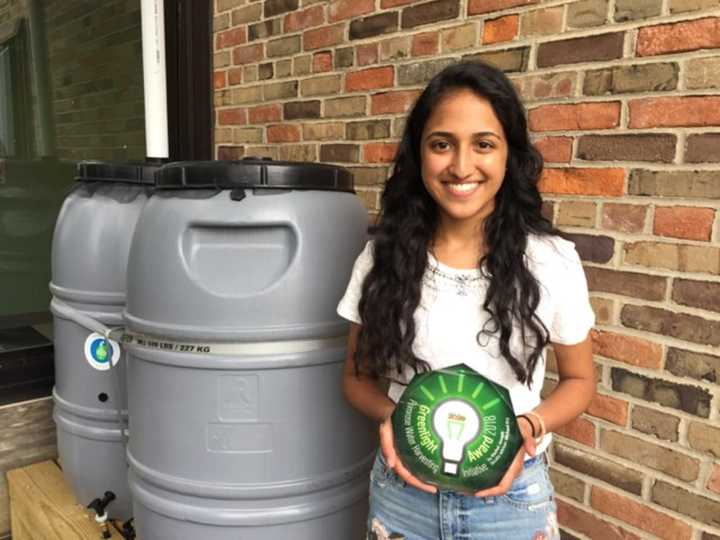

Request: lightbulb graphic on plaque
left=433, top=400, right=480, bottom=475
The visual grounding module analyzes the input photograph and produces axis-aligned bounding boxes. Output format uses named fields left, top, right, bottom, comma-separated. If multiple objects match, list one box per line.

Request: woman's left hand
left=473, top=415, right=537, bottom=498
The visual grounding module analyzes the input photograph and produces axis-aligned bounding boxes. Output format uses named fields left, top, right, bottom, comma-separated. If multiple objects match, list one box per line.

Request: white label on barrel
left=83, top=333, right=121, bottom=371
left=119, top=332, right=346, bottom=355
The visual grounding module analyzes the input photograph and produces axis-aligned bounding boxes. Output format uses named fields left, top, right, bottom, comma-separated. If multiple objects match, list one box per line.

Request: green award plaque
left=392, top=365, right=522, bottom=493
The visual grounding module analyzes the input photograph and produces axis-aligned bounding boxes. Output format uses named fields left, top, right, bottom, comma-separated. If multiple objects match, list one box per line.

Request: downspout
left=140, top=0, right=169, bottom=160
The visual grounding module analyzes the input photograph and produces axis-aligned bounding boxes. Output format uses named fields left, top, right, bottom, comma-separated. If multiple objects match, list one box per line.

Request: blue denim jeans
left=367, top=450, right=559, bottom=540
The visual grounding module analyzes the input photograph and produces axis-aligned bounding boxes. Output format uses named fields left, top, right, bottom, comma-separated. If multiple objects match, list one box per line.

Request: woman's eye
left=431, top=140, right=450, bottom=151
left=476, top=141, right=494, bottom=150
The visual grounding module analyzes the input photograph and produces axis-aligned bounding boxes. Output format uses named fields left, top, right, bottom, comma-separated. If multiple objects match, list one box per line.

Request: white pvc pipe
left=140, top=0, right=169, bottom=159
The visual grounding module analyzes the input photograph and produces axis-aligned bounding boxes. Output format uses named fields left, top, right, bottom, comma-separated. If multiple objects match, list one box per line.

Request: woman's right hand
left=378, top=416, right=438, bottom=494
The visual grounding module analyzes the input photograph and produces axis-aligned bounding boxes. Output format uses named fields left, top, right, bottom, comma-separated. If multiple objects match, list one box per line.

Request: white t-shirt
left=336, top=233, right=595, bottom=455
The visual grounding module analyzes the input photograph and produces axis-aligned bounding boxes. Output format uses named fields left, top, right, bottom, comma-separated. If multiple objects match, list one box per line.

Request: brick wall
left=45, top=0, right=146, bottom=161
left=212, top=1, right=720, bottom=538
left=0, top=0, right=145, bottom=161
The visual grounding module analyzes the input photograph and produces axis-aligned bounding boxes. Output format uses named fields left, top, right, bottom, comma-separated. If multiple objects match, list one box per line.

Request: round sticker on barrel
left=83, top=332, right=121, bottom=371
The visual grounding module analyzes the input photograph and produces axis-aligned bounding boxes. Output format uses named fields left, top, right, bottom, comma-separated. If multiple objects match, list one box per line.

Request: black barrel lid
left=155, top=158, right=354, bottom=192
left=76, top=160, right=163, bottom=185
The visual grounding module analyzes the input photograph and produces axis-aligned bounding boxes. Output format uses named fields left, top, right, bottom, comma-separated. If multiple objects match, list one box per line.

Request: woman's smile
left=442, top=180, right=488, bottom=196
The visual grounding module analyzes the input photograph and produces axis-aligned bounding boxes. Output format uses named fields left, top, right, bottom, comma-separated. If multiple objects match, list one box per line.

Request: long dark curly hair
left=354, top=61, right=562, bottom=388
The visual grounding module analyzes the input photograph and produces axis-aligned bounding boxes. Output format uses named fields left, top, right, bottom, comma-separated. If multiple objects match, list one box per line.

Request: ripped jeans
left=368, top=451, right=559, bottom=540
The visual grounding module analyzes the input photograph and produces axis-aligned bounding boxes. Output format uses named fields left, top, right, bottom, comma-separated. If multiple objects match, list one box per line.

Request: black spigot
left=87, top=491, right=116, bottom=515
left=87, top=491, right=116, bottom=539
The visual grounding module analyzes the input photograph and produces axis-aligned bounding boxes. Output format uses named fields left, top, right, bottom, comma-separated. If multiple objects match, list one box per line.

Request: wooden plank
left=10, top=498, right=36, bottom=540
left=8, top=460, right=124, bottom=540
left=0, top=398, right=57, bottom=537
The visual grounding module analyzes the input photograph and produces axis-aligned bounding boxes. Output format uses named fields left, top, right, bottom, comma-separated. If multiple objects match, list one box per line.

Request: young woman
left=337, top=62, right=596, bottom=540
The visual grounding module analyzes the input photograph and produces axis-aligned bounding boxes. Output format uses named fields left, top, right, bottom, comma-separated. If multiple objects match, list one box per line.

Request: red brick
left=592, top=330, right=663, bottom=369
left=557, top=500, right=642, bottom=540
left=218, top=107, right=247, bottom=125
left=329, top=0, right=374, bottom=22
left=637, top=17, right=720, bottom=57
left=412, top=32, right=439, bottom=56
left=537, top=33, right=624, bottom=68
left=629, top=96, right=720, bottom=128
left=233, top=43, right=263, bottom=65
left=686, top=133, right=720, bottom=163
left=587, top=393, right=629, bottom=426
left=248, top=104, right=282, bottom=124
left=213, top=71, right=226, bottom=90
left=528, top=102, right=621, bottom=131
left=534, top=136, right=572, bottom=163
left=357, top=43, right=379, bottom=67
left=468, top=0, right=537, bottom=15
left=381, top=0, right=414, bottom=6
left=346, top=66, right=395, bottom=92
left=539, top=168, right=625, bottom=197
left=402, top=1, right=460, bottom=29
left=267, top=124, right=301, bottom=143
left=572, top=234, right=615, bottom=262
left=371, top=90, right=420, bottom=115
left=672, top=278, right=720, bottom=313
left=483, top=15, right=519, bottom=44
left=621, top=303, right=720, bottom=346
left=284, top=5, right=325, bottom=33
left=303, top=24, right=345, bottom=50
left=602, top=203, right=646, bottom=234
left=216, top=27, right=247, bottom=49
left=654, top=206, right=715, bottom=241
left=586, top=267, right=666, bottom=301
left=364, top=143, right=398, bottom=163
left=313, top=51, right=333, bottom=73
left=556, top=416, right=595, bottom=447
left=577, top=134, right=676, bottom=163
left=591, top=486, right=693, bottom=540
left=228, top=68, right=243, bottom=86
left=708, top=464, right=720, bottom=495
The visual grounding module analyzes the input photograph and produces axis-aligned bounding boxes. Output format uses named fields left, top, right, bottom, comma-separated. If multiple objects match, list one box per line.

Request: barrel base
left=54, top=407, right=132, bottom=521
left=129, top=468, right=369, bottom=540
left=132, top=501, right=368, bottom=540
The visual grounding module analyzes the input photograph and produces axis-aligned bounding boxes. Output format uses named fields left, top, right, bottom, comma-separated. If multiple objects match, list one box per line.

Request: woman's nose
left=449, top=148, right=474, bottom=179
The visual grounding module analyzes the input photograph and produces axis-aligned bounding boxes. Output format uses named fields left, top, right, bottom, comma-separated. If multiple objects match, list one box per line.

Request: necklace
left=427, top=264, right=484, bottom=296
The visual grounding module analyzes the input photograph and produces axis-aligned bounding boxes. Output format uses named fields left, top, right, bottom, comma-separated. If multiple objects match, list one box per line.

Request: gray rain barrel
left=124, top=159, right=375, bottom=539
left=50, top=161, right=158, bottom=520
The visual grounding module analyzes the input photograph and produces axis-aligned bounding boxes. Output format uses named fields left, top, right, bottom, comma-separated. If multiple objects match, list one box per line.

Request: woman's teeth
left=445, top=182, right=479, bottom=193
